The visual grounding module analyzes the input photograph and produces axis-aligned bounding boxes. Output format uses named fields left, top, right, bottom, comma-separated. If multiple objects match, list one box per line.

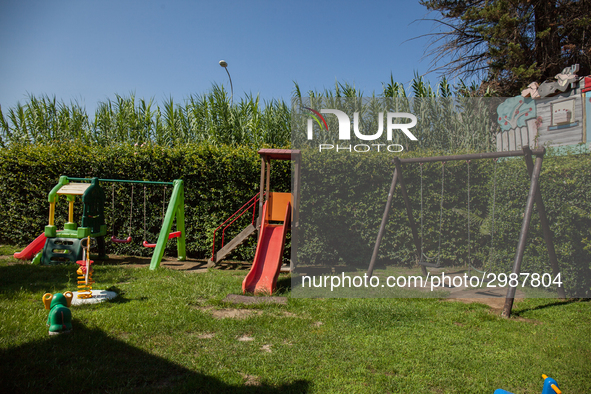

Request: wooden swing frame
left=366, top=146, right=566, bottom=318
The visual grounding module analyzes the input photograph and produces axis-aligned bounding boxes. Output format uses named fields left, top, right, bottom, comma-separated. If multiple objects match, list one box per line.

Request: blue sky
left=0, top=0, right=449, bottom=115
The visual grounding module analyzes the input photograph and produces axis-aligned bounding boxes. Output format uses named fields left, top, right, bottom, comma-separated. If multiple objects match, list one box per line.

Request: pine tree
left=420, top=0, right=591, bottom=95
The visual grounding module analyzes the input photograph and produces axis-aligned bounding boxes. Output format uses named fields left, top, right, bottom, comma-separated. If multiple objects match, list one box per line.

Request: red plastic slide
left=242, top=201, right=291, bottom=295
left=14, top=233, right=47, bottom=260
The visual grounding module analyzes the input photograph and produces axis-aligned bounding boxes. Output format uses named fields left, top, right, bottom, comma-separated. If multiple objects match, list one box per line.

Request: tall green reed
left=1, top=77, right=497, bottom=151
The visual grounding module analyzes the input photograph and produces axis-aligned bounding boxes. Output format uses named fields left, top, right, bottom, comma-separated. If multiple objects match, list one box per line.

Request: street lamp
left=218, top=60, right=233, bottom=104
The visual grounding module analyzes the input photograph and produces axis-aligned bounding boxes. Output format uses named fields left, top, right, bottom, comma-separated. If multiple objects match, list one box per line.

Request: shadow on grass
left=513, top=298, right=590, bottom=316
left=0, top=323, right=310, bottom=394
left=0, top=263, right=74, bottom=296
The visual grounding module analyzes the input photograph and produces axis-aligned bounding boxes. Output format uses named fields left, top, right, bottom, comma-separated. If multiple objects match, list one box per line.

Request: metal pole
left=502, top=154, right=544, bottom=318
left=67, top=177, right=174, bottom=186
left=522, top=147, right=566, bottom=299
left=367, top=167, right=398, bottom=277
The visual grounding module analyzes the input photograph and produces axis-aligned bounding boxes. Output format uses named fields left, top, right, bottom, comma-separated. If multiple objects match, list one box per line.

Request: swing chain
left=162, top=186, right=167, bottom=220
left=111, top=184, right=115, bottom=232
left=491, top=158, right=498, bottom=245
left=129, top=185, right=134, bottom=236
left=143, top=185, right=147, bottom=242
left=467, top=160, right=470, bottom=267
left=419, top=162, right=445, bottom=267
left=419, top=163, right=424, bottom=260
left=436, top=162, right=445, bottom=267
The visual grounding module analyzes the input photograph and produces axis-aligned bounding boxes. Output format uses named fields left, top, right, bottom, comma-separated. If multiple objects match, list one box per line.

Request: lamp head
left=219, top=60, right=228, bottom=68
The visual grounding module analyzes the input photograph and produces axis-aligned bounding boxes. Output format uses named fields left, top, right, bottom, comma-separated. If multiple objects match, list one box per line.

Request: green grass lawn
left=0, top=245, right=589, bottom=394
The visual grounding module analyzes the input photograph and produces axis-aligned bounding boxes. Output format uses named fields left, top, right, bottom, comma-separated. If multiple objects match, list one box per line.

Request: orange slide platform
left=14, top=233, right=47, bottom=260
left=242, top=193, right=291, bottom=295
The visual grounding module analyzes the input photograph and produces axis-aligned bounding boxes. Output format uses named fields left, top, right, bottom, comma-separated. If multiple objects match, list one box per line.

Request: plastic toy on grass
left=42, top=292, right=73, bottom=335
left=21, top=175, right=185, bottom=269
left=75, top=236, right=95, bottom=299
left=494, top=374, right=561, bottom=394
left=70, top=236, right=117, bottom=305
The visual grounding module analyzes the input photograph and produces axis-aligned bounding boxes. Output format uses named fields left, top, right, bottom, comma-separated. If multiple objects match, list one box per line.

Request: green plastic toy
left=42, top=292, right=73, bottom=335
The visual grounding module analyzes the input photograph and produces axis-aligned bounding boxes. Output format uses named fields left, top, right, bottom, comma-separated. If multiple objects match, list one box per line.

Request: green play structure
left=40, top=176, right=185, bottom=269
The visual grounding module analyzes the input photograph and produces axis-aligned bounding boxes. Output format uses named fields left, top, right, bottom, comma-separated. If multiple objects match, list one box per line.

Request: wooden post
left=394, top=158, right=428, bottom=276
left=522, top=146, right=566, bottom=299
left=291, top=154, right=301, bottom=271
left=257, top=156, right=266, bottom=228
left=265, top=158, right=271, bottom=202
left=367, top=167, right=398, bottom=277
left=502, top=154, right=544, bottom=317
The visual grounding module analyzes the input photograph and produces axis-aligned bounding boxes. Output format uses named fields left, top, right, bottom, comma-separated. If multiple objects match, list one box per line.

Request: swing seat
left=142, top=231, right=181, bottom=248
left=419, top=260, right=441, bottom=268
left=111, top=235, right=132, bottom=244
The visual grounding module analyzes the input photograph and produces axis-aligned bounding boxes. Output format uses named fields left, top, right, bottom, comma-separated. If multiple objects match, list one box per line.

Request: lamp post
left=218, top=60, right=233, bottom=104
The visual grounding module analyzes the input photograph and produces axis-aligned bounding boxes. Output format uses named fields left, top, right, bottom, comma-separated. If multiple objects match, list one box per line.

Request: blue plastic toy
left=495, top=374, right=561, bottom=394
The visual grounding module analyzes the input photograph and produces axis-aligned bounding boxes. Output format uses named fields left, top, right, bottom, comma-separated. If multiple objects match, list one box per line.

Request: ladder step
left=212, top=224, right=257, bottom=264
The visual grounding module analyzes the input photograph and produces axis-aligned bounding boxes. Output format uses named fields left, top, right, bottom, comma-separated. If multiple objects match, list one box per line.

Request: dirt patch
left=212, top=308, right=262, bottom=319
left=445, top=287, right=526, bottom=312
left=384, top=270, right=528, bottom=313
left=114, top=331, right=131, bottom=340
left=260, top=344, right=272, bottom=353
left=223, top=294, right=287, bottom=305
left=195, top=306, right=262, bottom=319
left=196, top=333, right=215, bottom=339
left=237, top=335, right=255, bottom=342
left=239, top=373, right=261, bottom=386
left=512, top=316, right=543, bottom=324
left=105, top=255, right=211, bottom=272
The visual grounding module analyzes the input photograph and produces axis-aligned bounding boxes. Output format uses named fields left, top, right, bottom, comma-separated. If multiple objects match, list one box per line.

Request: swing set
left=415, top=157, right=498, bottom=275
left=367, top=146, right=566, bottom=318
left=111, top=184, right=182, bottom=248
left=50, top=176, right=185, bottom=270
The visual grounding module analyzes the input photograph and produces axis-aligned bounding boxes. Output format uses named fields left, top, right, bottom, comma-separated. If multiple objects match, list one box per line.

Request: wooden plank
left=526, top=118, right=537, bottom=148
left=508, top=129, right=516, bottom=151
left=258, top=149, right=301, bottom=161
left=496, top=131, right=503, bottom=152
left=502, top=131, right=509, bottom=151
left=57, top=183, right=90, bottom=195
left=537, top=94, right=584, bottom=146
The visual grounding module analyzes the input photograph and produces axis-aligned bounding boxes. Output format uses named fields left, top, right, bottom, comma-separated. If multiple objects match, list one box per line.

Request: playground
left=0, top=143, right=590, bottom=393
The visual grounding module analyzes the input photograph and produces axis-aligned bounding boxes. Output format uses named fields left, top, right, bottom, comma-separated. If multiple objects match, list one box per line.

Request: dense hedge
left=296, top=147, right=591, bottom=297
left=1, top=144, right=589, bottom=296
